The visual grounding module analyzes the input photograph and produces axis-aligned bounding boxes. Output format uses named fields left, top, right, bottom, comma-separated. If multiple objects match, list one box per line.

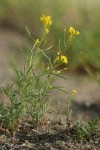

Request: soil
left=0, top=121, right=100, bottom=150
left=0, top=27, right=100, bottom=150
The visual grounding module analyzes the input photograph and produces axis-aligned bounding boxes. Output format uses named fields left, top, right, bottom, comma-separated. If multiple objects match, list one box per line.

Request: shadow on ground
left=72, top=101, right=100, bottom=121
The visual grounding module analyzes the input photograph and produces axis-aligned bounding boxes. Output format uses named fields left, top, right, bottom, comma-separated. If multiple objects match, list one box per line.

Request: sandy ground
left=0, top=27, right=100, bottom=122
left=0, top=27, right=25, bottom=85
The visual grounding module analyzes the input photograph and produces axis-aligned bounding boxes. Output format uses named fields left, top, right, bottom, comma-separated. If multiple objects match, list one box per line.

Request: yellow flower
left=76, top=30, right=80, bottom=35
left=69, top=27, right=75, bottom=35
left=40, top=15, right=52, bottom=26
left=55, top=54, right=68, bottom=64
left=57, top=52, right=60, bottom=55
left=45, top=28, right=49, bottom=34
left=57, top=70, right=61, bottom=74
left=71, top=90, right=77, bottom=94
left=61, top=55, right=68, bottom=64
left=69, top=27, right=80, bottom=35
left=34, top=39, right=40, bottom=46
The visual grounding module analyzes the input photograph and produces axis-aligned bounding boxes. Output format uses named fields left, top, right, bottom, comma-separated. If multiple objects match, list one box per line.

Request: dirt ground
left=0, top=27, right=100, bottom=150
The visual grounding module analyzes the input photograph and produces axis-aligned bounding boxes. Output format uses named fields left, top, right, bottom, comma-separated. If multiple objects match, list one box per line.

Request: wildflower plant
left=63, top=26, right=80, bottom=51
left=74, top=118, right=99, bottom=141
left=66, top=90, right=77, bottom=125
left=0, top=15, right=80, bottom=133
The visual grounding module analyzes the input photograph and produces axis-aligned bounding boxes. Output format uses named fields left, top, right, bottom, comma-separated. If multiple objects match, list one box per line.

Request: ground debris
left=0, top=122, right=100, bottom=150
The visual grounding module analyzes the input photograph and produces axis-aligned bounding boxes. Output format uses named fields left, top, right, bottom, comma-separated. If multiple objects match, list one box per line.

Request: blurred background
left=0, top=0, right=100, bottom=72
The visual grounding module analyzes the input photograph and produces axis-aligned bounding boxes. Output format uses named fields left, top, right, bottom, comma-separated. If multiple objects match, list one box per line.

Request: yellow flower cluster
left=55, top=53, right=68, bottom=64
left=69, top=27, right=80, bottom=35
left=60, top=55, right=68, bottom=64
left=40, top=15, right=52, bottom=26
left=40, top=15, right=52, bottom=34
